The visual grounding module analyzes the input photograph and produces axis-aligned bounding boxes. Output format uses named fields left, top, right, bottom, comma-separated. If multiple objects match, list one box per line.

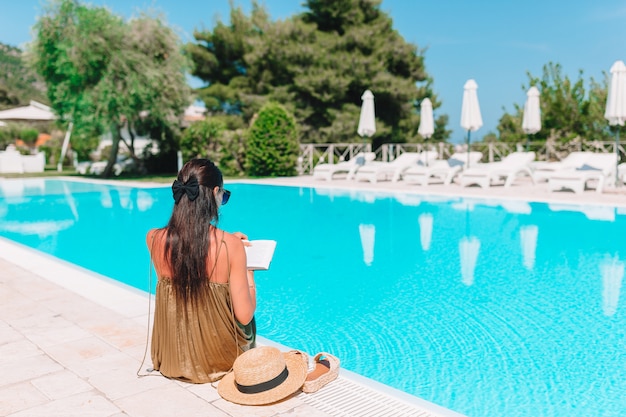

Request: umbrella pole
left=466, top=130, right=471, bottom=168
left=526, top=134, right=530, bottom=152
left=616, top=129, right=621, bottom=187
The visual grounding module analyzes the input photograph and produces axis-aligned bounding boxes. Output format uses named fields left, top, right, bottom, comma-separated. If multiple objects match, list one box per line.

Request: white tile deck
left=1, top=174, right=625, bottom=417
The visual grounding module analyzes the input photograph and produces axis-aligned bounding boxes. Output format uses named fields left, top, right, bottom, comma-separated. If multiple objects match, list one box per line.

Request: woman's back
left=148, top=228, right=231, bottom=284
left=148, top=228, right=255, bottom=383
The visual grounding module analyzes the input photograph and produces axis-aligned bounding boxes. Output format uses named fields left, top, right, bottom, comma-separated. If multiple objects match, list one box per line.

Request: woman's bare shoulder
left=219, top=230, right=239, bottom=243
left=146, top=228, right=166, bottom=247
left=218, top=230, right=245, bottom=252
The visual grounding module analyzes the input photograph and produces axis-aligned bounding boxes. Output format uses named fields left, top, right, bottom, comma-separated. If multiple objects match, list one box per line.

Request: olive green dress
left=150, top=245, right=256, bottom=383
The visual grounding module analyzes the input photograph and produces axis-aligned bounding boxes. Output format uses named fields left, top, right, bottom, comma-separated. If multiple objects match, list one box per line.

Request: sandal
left=287, top=349, right=309, bottom=368
left=301, top=352, right=340, bottom=393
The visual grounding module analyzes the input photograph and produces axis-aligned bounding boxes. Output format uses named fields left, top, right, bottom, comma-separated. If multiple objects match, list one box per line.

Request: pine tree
left=188, top=0, right=447, bottom=147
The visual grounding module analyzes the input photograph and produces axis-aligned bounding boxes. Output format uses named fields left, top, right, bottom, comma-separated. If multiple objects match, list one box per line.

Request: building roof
left=0, top=100, right=56, bottom=121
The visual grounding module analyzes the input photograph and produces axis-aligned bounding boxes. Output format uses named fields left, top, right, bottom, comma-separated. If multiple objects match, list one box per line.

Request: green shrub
left=245, top=102, right=299, bottom=177
left=180, top=118, right=225, bottom=162
left=19, top=127, right=39, bottom=147
left=179, top=116, right=248, bottom=177
left=70, top=132, right=100, bottom=162
left=0, top=126, right=13, bottom=150
left=38, top=144, right=56, bottom=164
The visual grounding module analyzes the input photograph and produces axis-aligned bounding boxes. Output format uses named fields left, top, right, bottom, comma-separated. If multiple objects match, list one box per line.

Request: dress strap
left=208, top=230, right=225, bottom=280
left=223, top=235, right=230, bottom=283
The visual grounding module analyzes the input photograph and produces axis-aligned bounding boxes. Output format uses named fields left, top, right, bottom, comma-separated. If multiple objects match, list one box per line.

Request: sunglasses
left=222, top=189, right=231, bottom=205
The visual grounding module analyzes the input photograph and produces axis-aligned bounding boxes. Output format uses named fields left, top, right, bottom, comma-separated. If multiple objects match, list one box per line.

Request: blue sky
left=2, top=0, right=626, bottom=142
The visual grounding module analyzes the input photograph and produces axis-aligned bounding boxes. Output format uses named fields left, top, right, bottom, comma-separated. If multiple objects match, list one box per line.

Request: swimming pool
left=1, top=178, right=625, bottom=417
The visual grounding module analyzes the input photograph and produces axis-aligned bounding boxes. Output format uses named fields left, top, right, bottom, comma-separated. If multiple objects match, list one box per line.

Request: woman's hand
left=232, top=231, right=251, bottom=246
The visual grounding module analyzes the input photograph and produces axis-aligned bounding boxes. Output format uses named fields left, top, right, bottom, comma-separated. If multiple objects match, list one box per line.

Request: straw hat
left=218, top=346, right=308, bottom=405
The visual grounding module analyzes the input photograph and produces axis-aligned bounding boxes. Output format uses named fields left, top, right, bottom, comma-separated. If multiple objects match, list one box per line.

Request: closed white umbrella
left=600, top=254, right=624, bottom=316
left=522, top=86, right=541, bottom=151
left=605, top=60, right=626, bottom=186
left=460, top=79, right=482, bottom=168
left=357, top=90, right=376, bottom=148
left=418, top=98, right=435, bottom=166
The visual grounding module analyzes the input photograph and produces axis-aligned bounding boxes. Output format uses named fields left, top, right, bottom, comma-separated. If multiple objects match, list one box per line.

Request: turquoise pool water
left=1, top=178, right=625, bottom=417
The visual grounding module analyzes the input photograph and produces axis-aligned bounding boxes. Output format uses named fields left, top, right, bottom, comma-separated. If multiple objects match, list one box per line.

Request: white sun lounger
left=458, top=151, right=536, bottom=188
left=531, top=151, right=593, bottom=183
left=312, top=152, right=376, bottom=181
left=353, top=151, right=438, bottom=183
left=547, top=153, right=617, bottom=194
left=402, top=151, right=483, bottom=186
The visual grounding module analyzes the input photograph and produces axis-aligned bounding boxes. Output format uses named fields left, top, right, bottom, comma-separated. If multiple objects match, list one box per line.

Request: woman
left=147, top=159, right=256, bottom=383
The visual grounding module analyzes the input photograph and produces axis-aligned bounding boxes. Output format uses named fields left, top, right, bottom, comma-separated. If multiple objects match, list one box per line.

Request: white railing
left=298, top=140, right=626, bottom=174
left=298, top=143, right=372, bottom=175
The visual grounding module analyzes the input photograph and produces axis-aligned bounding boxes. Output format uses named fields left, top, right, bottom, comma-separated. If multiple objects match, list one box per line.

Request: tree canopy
left=30, top=0, right=190, bottom=176
left=496, top=62, right=614, bottom=146
left=187, top=0, right=448, bottom=148
left=0, top=43, right=47, bottom=109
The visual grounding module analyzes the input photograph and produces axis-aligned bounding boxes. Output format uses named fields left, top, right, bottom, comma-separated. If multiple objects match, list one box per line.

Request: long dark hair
left=163, top=159, right=223, bottom=302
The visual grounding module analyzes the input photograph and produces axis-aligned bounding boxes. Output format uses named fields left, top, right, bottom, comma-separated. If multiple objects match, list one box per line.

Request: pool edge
left=0, top=236, right=466, bottom=417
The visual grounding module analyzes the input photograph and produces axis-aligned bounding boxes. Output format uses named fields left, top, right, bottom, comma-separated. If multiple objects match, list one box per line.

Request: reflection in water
left=0, top=179, right=25, bottom=197
left=394, top=193, right=422, bottom=207
left=548, top=203, right=615, bottom=222
left=118, top=188, right=133, bottom=209
left=136, top=190, right=154, bottom=211
left=0, top=178, right=46, bottom=199
left=600, top=254, right=624, bottom=316
left=520, top=225, right=538, bottom=271
left=359, top=223, right=375, bottom=266
left=0, top=180, right=78, bottom=238
left=459, top=236, right=480, bottom=286
left=97, top=188, right=154, bottom=212
left=453, top=197, right=532, bottom=215
left=459, top=205, right=480, bottom=286
left=500, top=200, right=532, bottom=215
left=356, top=191, right=377, bottom=204
left=313, top=187, right=351, bottom=201
left=451, top=200, right=476, bottom=212
left=0, top=219, right=74, bottom=238
left=100, top=189, right=113, bottom=208
left=62, top=182, right=79, bottom=220
left=418, top=213, right=433, bottom=251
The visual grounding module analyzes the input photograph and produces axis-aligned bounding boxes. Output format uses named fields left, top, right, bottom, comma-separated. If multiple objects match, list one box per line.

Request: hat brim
left=218, top=351, right=308, bottom=405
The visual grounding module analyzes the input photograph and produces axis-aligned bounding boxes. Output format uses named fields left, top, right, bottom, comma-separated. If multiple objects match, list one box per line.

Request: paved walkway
left=0, top=241, right=461, bottom=417
left=1, top=175, right=624, bottom=417
left=248, top=175, right=626, bottom=207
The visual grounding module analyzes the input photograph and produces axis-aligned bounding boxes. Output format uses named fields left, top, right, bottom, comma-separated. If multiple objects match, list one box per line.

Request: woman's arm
left=227, top=234, right=256, bottom=325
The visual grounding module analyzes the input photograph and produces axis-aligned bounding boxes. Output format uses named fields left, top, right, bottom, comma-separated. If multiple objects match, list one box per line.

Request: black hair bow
left=172, top=177, right=200, bottom=203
